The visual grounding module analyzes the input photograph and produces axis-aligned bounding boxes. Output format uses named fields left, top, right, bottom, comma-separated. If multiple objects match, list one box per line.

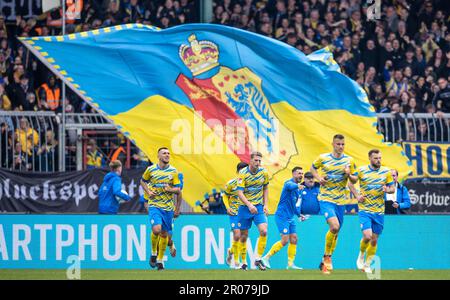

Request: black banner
left=404, top=181, right=450, bottom=213
left=0, top=168, right=147, bottom=213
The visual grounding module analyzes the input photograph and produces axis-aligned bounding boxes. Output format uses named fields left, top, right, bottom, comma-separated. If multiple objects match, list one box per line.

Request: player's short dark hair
left=250, top=151, right=262, bottom=159
left=157, top=147, right=169, bottom=153
left=333, top=134, right=345, bottom=140
left=237, top=162, right=248, bottom=172
left=368, top=149, right=380, bottom=157
left=292, top=166, right=303, bottom=173
left=109, top=160, right=122, bottom=170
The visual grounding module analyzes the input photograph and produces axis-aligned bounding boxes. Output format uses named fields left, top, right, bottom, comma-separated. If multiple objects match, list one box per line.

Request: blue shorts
left=229, top=215, right=240, bottom=230
left=275, top=214, right=296, bottom=235
left=237, top=204, right=267, bottom=230
left=149, top=206, right=174, bottom=234
left=319, top=201, right=345, bottom=227
left=359, top=211, right=384, bottom=235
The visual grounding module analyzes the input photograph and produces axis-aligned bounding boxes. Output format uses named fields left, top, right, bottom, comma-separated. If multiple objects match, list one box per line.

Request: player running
left=261, top=167, right=306, bottom=270
left=224, top=162, right=249, bottom=269
left=142, top=172, right=183, bottom=258
left=140, top=147, right=181, bottom=270
left=349, top=149, right=395, bottom=273
left=310, top=134, right=358, bottom=274
left=236, top=152, right=270, bottom=271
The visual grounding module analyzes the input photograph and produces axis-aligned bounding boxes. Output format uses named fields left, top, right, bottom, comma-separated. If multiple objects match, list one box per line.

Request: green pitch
left=0, top=269, right=449, bottom=280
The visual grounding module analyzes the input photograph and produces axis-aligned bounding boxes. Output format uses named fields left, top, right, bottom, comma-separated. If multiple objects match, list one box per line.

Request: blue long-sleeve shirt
left=98, top=171, right=131, bottom=214
left=384, top=182, right=411, bottom=214
left=276, top=178, right=302, bottom=220
left=299, top=182, right=321, bottom=215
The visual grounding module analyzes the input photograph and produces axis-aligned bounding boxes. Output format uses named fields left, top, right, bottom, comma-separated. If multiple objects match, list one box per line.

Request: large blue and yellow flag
left=21, top=24, right=411, bottom=212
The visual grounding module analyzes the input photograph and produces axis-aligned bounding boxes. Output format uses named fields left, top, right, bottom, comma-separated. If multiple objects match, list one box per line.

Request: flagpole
left=61, top=0, right=66, bottom=171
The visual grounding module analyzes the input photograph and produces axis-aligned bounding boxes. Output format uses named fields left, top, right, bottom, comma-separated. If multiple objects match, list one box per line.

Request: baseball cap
left=304, top=172, right=314, bottom=179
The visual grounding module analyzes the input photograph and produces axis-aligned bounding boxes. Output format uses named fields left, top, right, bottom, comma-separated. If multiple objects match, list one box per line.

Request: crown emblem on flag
left=179, top=34, right=219, bottom=76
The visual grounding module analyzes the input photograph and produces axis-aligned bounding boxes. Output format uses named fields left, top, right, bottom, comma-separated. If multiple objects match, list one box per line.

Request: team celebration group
left=105, top=134, right=395, bottom=274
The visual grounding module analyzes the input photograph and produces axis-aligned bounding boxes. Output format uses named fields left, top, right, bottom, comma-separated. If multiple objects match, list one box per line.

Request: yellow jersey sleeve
left=312, top=154, right=323, bottom=169
left=350, top=157, right=358, bottom=176
left=141, top=166, right=152, bottom=182
left=172, top=171, right=181, bottom=187
left=263, top=169, right=269, bottom=186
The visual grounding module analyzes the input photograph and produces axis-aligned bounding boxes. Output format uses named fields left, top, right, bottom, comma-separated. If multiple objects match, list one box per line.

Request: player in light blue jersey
left=261, top=167, right=306, bottom=270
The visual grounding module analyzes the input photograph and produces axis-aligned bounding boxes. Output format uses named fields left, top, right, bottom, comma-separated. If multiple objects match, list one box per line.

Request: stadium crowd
left=0, top=0, right=449, bottom=173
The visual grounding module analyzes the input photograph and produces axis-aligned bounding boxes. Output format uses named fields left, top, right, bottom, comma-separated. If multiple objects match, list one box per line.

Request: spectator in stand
left=22, top=92, right=39, bottom=111
left=36, top=129, right=58, bottom=172
left=15, top=117, right=39, bottom=157
left=108, top=136, right=126, bottom=165
left=86, top=138, right=105, bottom=169
left=10, top=74, right=33, bottom=111
left=38, top=75, right=61, bottom=112
left=0, top=83, right=11, bottom=110
left=12, top=141, right=30, bottom=171
left=434, top=77, right=450, bottom=114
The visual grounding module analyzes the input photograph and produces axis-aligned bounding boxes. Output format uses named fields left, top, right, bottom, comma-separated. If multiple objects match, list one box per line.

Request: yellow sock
left=240, top=241, right=247, bottom=264
left=267, top=241, right=284, bottom=258
left=330, top=234, right=338, bottom=254
left=151, top=232, right=159, bottom=255
left=366, top=243, right=378, bottom=265
left=324, top=230, right=337, bottom=256
left=287, top=243, right=297, bottom=266
left=232, top=240, right=239, bottom=264
left=256, top=235, right=267, bottom=258
left=360, top=239, right=370, bottom=254
left=157, top=235, right=168, bottom=262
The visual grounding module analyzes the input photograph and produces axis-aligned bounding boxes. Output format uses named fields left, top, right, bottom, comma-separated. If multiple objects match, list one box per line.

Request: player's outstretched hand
left=319, top=176, right=328, bottom=185
left=263, top=205, right=270, bottom=216
left=174, top=209, right=181, bottom=218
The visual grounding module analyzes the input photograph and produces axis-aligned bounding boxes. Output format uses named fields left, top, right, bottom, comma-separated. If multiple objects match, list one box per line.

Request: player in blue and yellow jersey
left=310, top=134, right=358, bottom=274
left=349, top=149, right=394, bottom=273
left=224, top=162, right=248, bottom=269
left=237, top=152, right=270, bottom=271
left=261, top=167, right=306, bottom=270
left=140, top=147, right=181, bottom=270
